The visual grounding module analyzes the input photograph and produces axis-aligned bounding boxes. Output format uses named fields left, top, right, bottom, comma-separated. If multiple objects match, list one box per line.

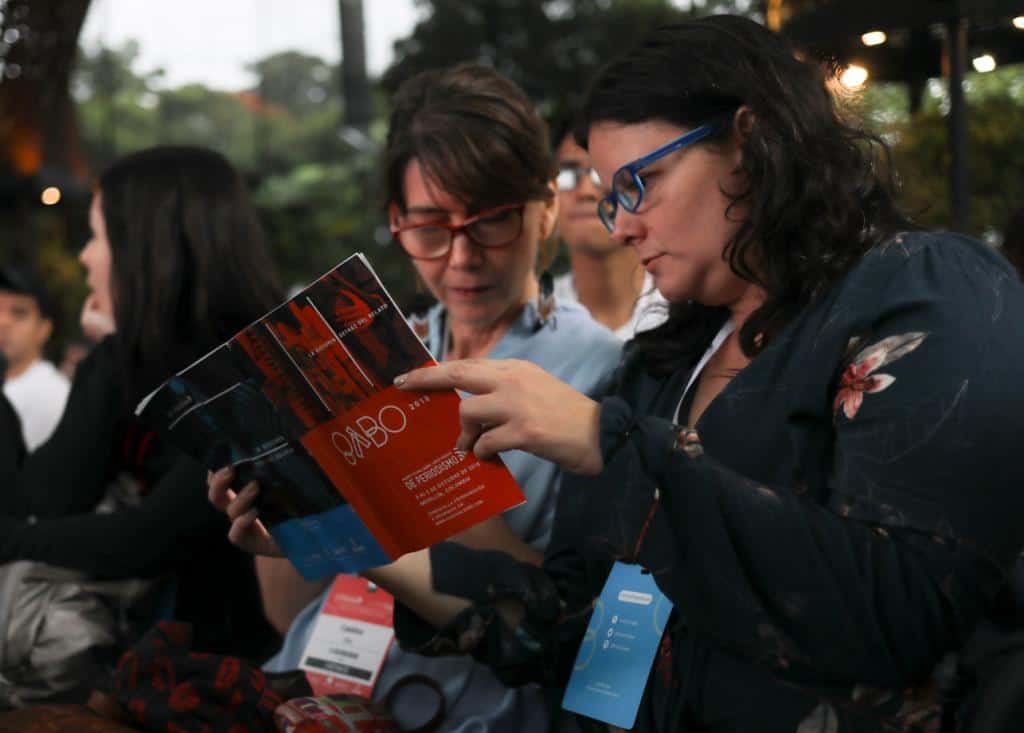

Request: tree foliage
left=382, top=0, right=756, bottom=120
left=854, top=64, right=1024, bottom=240
left=69, top=42, right=413, bottom=303
left=60, top=2, right=1024, bottom=345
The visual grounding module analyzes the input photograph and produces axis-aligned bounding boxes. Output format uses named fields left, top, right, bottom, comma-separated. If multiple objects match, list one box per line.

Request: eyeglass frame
left=597, top=123, right=716, bottom=233
left=389, top=201, right=527, bottom=261
left=555, top=163, right=602, bottom=192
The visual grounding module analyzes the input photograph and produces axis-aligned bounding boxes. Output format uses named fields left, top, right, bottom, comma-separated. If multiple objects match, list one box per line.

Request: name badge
left=562, top=561, right=672, bottom=729
left=300, top=574, right=395, bottom=698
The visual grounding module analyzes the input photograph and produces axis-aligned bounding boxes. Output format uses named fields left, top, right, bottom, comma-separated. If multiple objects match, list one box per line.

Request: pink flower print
left=833, top=332, right=928, bottom=421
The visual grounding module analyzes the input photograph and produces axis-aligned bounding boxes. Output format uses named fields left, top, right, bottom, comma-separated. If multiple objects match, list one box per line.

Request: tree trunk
left=338, top=0, right=372, bottom=131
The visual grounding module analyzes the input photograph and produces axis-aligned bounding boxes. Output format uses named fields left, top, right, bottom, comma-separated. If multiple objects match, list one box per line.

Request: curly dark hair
left=576, top=15, right=915, bottom=375
left=383, top=63, right=555, bottom=214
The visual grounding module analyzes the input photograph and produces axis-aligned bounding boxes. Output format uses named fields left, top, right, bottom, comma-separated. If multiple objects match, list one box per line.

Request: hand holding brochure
left=136, top=253, right=525, bottom=580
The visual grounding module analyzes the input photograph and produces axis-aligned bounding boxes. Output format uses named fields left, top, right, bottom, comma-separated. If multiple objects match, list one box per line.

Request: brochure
left=136, top=253, right=525, bottom=580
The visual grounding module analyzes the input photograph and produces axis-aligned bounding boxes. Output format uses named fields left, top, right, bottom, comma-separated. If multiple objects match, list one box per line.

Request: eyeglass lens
left=597, top=197, right=617, bottom=232
left=556, top=164, right=602, bottom=192
left=612, top=169, right=642, bottom=210
left=398, top=207, right=523, bottom=258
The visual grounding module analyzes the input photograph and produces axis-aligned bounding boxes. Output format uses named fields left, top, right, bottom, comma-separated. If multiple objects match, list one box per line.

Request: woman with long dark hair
left=0, top=147, right=281, bottom=664
left=379, top=16, right=1024, bottom=732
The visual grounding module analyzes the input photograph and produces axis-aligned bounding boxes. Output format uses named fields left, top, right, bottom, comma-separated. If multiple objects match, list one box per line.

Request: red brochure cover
left=137, top=253, right=525, bottom=579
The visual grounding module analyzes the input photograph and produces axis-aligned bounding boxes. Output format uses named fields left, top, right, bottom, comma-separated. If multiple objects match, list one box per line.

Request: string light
left=839, top=64, right=869, bottom=89
left=861, top=31, right=887, bottom=46
left=972, top=54, right=996, bottom=73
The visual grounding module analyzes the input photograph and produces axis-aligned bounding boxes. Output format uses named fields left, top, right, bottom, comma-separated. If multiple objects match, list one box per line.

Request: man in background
left=0, top=265, right=70, bottom=451
left=552, top=122, right=666, bottom=340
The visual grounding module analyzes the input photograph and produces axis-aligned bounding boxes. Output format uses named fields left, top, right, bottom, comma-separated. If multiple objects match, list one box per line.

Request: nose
left=79, top=239, right=93, bottom=268
left=446, top=231, right=484, bottom=270
left=576, top=170, right=601, bottom=201
left=609, top=208, right=644, bottom=248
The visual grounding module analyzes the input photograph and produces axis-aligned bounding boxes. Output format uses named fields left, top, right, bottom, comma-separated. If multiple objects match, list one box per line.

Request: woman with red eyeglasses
left=209, top=63, right=621, bottom=732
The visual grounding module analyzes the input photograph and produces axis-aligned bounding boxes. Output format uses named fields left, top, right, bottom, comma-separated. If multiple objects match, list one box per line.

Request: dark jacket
left=0, top=338, right=277, bottom=659
left=395, top=232, right=1024, bottom=732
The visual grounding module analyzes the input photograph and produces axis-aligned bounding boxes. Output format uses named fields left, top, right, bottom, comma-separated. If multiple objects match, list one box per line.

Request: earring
left=534, top=209, right=559, bottom=332
left=535, top=269, right=556, bottom=332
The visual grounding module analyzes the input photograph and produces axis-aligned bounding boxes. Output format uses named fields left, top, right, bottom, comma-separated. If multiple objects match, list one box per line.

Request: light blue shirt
left=265, top=299, right=622, bottom=733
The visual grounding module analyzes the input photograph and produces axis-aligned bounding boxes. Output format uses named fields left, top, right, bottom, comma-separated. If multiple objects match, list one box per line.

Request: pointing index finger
left=394, top=359, right=496, bottom=395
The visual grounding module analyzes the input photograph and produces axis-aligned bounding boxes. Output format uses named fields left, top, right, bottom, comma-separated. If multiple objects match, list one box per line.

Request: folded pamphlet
left=136, top=253, right=525, bottom=579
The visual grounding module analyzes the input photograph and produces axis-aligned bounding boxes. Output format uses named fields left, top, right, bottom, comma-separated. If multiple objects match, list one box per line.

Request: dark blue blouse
left=396, top=232, right=1024, bottom=732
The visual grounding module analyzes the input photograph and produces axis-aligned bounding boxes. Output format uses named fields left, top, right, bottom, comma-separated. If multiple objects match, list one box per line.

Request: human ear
left=733, top=106, right=756, bottom=145
left=728, top=106, right=756, bottom=167
left=733, top=106, right=755, bottom=140
left=34, top=317, right=53, bottom=350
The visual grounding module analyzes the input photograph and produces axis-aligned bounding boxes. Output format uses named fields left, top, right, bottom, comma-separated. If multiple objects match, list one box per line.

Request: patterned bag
left=109, top=621, right=290, bottom=732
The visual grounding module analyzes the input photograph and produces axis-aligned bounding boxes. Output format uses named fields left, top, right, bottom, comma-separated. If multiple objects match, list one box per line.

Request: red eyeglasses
left=390, top=202, right=526, bottom=260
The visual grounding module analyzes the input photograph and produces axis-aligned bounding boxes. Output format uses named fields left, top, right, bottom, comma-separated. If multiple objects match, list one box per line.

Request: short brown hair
left=384, top=63, right=554, bottom=213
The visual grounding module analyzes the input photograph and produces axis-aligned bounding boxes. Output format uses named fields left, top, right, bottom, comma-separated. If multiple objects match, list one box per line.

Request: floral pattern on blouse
left=833, top=332, right=928, bottom=421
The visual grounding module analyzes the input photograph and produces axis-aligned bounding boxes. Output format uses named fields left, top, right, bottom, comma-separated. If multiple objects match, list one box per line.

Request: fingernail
left=394, top=373, right=407, bottom=387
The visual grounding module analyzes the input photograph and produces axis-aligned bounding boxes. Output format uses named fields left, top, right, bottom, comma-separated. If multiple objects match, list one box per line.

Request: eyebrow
left=0, top=298, right=35, bottom=311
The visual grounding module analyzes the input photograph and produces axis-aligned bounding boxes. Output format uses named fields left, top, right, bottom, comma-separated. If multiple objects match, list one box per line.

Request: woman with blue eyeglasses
left=384, top=14, right=1024, bottom=733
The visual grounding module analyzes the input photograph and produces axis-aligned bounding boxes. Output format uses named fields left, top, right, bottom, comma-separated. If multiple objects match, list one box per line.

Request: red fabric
left=273, top=696, right=398, bottom=733
left=113, top=622, right=283, bottom=733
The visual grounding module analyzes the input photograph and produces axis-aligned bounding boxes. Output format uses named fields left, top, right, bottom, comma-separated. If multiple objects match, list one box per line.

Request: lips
left=447, top=284, right=493, bottom=297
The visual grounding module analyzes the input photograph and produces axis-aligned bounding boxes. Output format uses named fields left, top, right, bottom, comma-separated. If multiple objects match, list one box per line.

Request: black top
left=394, top=232, right=1024, bottom=731
left=0, top=338, right=277, bottom=659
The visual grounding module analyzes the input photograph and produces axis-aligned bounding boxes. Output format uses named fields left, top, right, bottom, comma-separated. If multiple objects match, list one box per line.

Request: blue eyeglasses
left=597, top=123, right=715, bottom=232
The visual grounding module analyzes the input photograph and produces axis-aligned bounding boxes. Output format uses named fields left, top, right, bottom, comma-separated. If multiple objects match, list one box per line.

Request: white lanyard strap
left=673, top=319, right=735, bottom=425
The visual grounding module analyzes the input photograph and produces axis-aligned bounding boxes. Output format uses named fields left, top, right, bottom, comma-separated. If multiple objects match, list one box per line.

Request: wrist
left=577, top=398, right=604, bottom=475
left=598, top=396, right=635, bottom=464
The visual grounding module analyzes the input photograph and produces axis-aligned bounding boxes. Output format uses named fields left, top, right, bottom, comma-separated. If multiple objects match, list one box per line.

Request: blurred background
left=1, top=0, right=1022, bottom=357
